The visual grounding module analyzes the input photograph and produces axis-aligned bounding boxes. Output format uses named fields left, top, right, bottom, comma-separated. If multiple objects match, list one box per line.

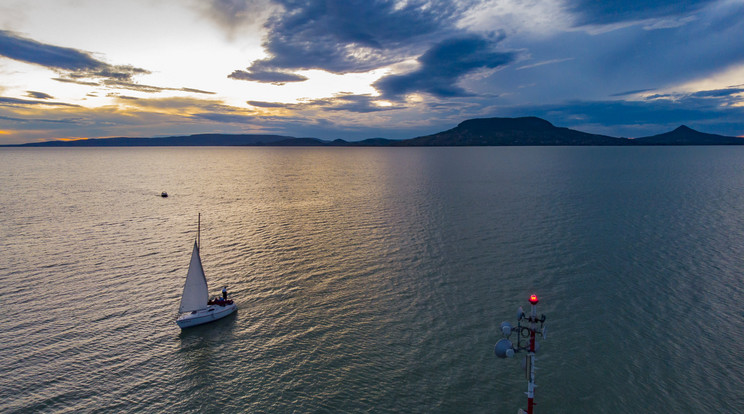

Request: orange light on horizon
left=54, top=137, right=90, bottom=142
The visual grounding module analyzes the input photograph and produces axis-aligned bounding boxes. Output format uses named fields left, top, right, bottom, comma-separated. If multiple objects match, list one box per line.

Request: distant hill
left=7, top=117, right=742, bottom=147
left=632, top=125, right=744, bottom=145
left=16, top=133, right=300, bottom=147
left=400, top=117, right=626, bottom=146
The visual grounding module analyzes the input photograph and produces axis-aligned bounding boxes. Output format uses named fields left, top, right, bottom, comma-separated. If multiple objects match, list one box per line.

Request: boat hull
left=176, top=303, right=237, bottom=329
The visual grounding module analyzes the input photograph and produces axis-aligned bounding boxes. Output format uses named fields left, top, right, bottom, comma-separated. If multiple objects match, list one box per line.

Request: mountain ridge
left=6, top=117, right=742, bottom=147
left=631, top=125, right=743, bottom=145
left=400, top=117, right=626, bottom=146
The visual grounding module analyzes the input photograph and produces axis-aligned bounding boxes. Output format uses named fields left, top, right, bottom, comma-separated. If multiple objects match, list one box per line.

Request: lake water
left=1, top=146, right=743, bottom=413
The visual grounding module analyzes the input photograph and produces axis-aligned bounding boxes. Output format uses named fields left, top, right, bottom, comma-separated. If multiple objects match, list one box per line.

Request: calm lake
left=1, top=146, right=743, bottom=413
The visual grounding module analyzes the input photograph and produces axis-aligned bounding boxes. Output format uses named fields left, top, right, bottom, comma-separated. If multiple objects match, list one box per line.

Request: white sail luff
left=178, top=241, right=210, bottom=313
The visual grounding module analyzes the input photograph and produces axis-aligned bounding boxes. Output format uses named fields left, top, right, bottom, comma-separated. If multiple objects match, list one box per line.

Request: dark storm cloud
left=226, top=0, right=518, bottom=104
left=0, top=29, right=103, bottom=71
left=0, top=30, right=149, bottom=83
left=258, top=0, right=462, bottom=72
left=374, top=35, right=515, bottom=99
left=566, top=0, right=717, bottom=26
left=227, top=0, right=478, bottom=82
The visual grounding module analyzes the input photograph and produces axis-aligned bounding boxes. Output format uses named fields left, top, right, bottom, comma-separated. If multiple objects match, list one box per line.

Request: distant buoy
left=161, top=192, right=168, bottom=197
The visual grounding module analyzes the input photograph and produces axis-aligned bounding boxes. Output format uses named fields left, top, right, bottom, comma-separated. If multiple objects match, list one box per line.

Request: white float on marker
left=501, top=321, right=513, bottom=336
left=494, top=338, right=515, bottom=358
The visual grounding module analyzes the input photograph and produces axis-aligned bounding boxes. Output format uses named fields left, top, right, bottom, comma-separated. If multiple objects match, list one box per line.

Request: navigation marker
left=494, top=294, right=548, bottom=414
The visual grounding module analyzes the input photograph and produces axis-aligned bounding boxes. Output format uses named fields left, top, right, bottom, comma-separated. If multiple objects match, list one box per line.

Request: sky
left=1, top=0, right=743, bottom=144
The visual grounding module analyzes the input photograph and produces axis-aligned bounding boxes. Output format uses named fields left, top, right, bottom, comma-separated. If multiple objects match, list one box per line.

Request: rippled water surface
left=1, top=146, right=743, bottom=413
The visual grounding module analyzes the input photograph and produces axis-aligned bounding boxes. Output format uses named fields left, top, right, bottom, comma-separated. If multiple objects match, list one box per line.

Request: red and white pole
left=526, top=294, right=539, bottom=414
left=498, top=294, right=546, bottom=414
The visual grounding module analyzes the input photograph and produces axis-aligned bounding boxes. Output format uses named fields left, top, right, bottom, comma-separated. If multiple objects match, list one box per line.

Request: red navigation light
left=529, top=294, right=539, bottom=305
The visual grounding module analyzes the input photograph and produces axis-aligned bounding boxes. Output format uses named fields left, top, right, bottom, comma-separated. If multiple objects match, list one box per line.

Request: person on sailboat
left=222, top=286, right=228, bottom=300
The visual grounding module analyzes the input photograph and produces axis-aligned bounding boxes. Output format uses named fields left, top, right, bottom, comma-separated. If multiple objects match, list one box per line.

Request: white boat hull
left=176, top=303, right=237, bottom=329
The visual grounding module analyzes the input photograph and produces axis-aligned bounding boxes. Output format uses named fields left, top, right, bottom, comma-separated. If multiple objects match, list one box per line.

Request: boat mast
left=197, top=213, right=201, bottom=250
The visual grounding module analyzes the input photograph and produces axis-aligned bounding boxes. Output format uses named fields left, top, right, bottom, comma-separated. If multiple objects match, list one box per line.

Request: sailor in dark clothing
left=222, top=286, right=228, bottom=300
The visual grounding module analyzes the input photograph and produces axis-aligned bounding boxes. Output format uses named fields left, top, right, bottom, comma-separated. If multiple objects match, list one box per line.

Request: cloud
left=0, top=30, right=150, bottom=84
left=0, top=92, right=281, bottom=143
left=54, top=76, right=216, bottom=95
left=198, top=0, right=274, bottom=36
left=0, top=29, right=104, bottom=71
left=689, top=87, right=744, bottom=99
left=642, top=15, right=698, bottom=30
left=374, top=35, right=515, bottom=99
left=226, top=0, right=476, bottom=82
left=101, top=81, right=165, bottom=93
left=111, top=96, right=227, bottom=111
left=104, top=82, right=215, bottom=95
left=0, top=30, right=213, bottom=99
left=228, top=69, right=308, bottom=84
left=52, top=77, right=100, bottom=87
left=181, top=87, right=217, bottom=95
left=0, top=96, right=80, bottom=107
left=26, top=91, right=53, bottom=99
left=495, top=86, right=744, bottom=137
left=262, top=0, right=462, bottom=70
left=247, top=100, right=288, bottom=108
left=515, top=58, right=574, bottom=70
left=301, top=94, right=402, bottom=113
left=191, top=112, right=255, bottom=123
left=610, top=88, right=656, bottom=97
left=4, top=0, right=743, bottom=144
left=474, top=0, right=744, bottom=106
left=248, top=94, right=402, bottom=113
left=565, top=0, right=716, bottom=26
left=457, top=0, right=573, bottom=36
left=0, top=114, right=77, bottom=124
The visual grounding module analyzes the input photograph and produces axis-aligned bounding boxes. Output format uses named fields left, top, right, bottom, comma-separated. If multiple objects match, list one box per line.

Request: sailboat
left=176, top=214, right=236, bottom=329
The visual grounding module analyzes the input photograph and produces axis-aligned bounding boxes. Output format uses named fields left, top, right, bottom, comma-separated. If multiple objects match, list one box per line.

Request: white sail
left=179, top=241, right=209, bottom=313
